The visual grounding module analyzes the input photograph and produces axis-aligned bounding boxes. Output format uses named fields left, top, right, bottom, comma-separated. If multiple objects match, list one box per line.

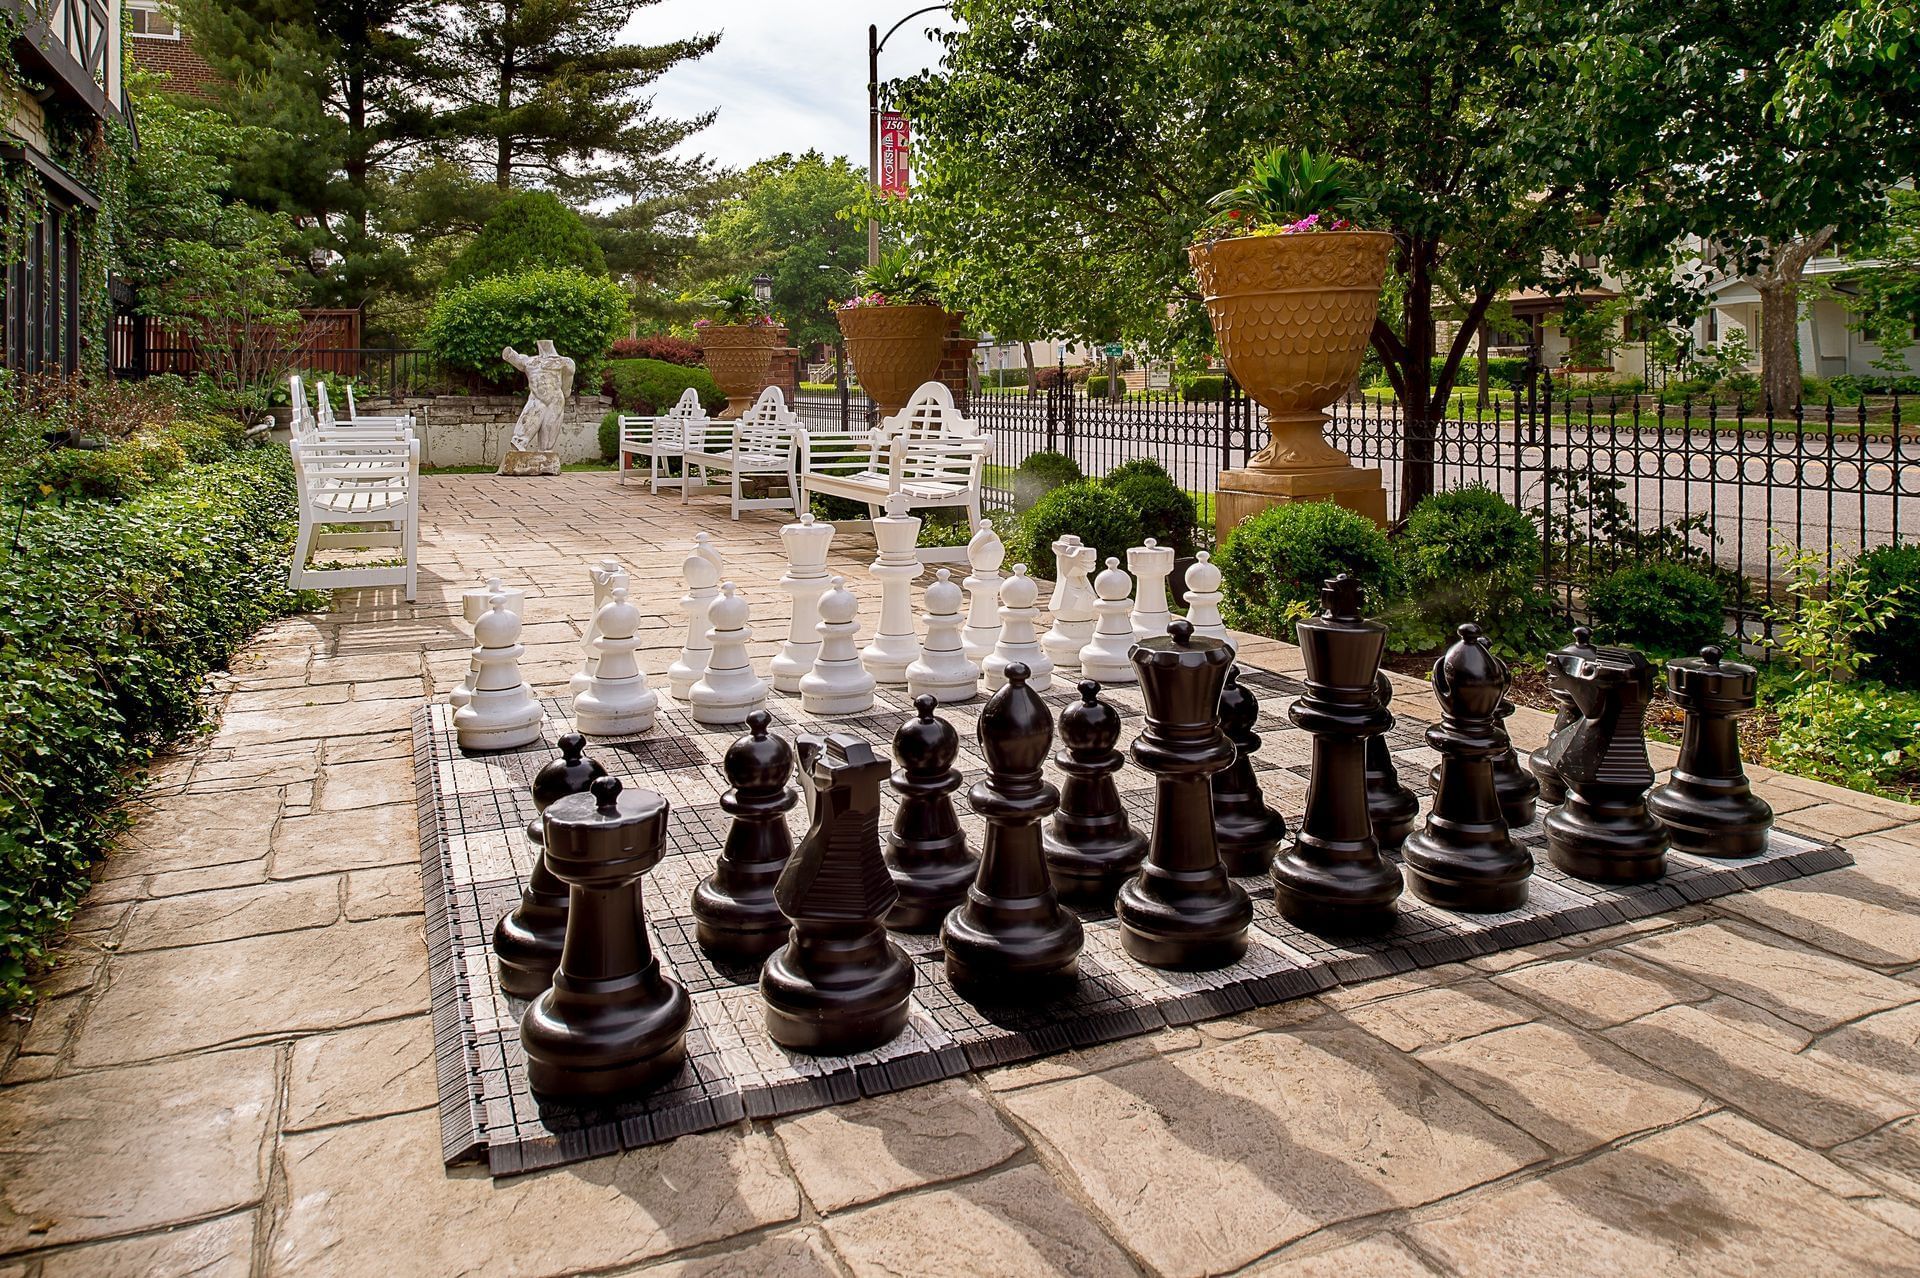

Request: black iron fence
left=133, top=346, right=462, bottom=399
left=796, top=375, right=1915, bottom=642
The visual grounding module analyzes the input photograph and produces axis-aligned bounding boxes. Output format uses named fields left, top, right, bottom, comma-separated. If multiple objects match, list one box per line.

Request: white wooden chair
left=681, top=385, right=803, bottom=519
left=344, top=383, right=416, bottom=433
left=293, top=378, right=411, bottom=444
left=288, top=436, right=421, bottom=601
left=798, top=381, right=989, bottom=548
left=617, top=387, right=708, bottom=494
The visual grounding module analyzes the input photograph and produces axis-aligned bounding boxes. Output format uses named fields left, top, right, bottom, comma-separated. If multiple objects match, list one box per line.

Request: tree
left=703, top=153, right=868, bottom=354
left=1818, top=190, right=1920, bottom=372
left=447, top=190, right=606, bottom=282
left=423, top=0, right=720, bottom=201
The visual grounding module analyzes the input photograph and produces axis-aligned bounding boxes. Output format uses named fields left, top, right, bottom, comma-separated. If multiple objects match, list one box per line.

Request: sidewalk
left=3, top=472, right=1918, bottom=1276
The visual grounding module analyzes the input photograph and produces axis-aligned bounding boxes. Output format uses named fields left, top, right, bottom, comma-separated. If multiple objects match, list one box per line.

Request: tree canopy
left=702, top=153, right=868, bottom=352
left=447, top=190, right=607, bottom=283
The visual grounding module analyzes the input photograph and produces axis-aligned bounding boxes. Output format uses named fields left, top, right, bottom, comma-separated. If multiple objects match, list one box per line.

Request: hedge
left=603, top=358, right=726, bottom=416
left=424, top=267, right=628, bottom=388
left=0, top=445, right=313, bottom=1002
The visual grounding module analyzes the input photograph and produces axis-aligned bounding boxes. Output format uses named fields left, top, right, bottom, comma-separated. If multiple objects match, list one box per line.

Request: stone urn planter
left=837, top=304, right=949, bottom=418
left=700, top=324, right=783, bottom=418
left=1189, top=231, right=1394, bottom=531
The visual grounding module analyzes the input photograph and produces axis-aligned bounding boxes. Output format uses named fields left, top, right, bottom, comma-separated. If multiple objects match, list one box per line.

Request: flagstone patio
left=3, top=472, right=1920, bottom=1277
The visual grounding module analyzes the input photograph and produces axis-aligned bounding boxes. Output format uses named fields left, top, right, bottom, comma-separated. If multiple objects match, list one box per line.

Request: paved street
left=2, top=472, right=1919, bottom=1275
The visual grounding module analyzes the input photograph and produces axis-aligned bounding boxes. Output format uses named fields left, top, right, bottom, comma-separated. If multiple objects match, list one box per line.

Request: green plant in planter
left=1586, top=561, right=1726, bottom=656
left=702, top=277, right=773, bottom=325
left=1203, top=146, right=1376, bottom=235
left=1011, top=482, right=1147, bottom=578
left=843, top=244, right=941, bottom=307
left=1011, top=451, right=1083, bottom=511
left=1389, top=486, right=1559, bottom=655
left=1856, top=543, right=1920, bottom=689
left=1216, top=501, right=1395, bottom=640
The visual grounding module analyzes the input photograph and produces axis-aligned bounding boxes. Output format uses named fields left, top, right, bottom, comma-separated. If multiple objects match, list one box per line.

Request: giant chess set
left=417, top=499, right=1848, bottom=1175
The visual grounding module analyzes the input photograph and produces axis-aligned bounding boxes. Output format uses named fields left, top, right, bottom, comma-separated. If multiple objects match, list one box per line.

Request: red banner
left=879, top=111, right=910, bottom=196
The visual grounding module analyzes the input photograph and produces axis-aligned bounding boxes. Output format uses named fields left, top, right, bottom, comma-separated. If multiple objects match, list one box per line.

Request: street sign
left=1102, top=343, right=1124, bottom=357
left=879, top=112, right=910, bottom=197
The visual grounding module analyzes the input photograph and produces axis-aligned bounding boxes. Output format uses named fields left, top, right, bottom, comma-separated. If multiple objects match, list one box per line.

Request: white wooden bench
left=344, top=383, right=417, bottom=433
left=798, top=381, right=989, bottom=560
left=289, top=435, right=421, bottom=601
left=617, top=387, right=708, bottom=495
left=292, top=376, right=411, bottom=443
left=681, top=385, right=803, bottom=519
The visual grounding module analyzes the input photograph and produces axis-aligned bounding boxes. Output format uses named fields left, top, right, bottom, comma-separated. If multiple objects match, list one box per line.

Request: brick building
left=126, top=0, right=220, bottom=100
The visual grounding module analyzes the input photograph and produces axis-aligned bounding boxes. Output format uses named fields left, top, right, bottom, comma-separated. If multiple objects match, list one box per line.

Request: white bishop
left=961, top=518, right=1005, bottom=662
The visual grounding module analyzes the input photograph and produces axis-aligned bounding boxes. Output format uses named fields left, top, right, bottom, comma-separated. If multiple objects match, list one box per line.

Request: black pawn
left=1213, top=666, right=1289, bottom=876
left=1544, top=644, right=1670, bottom=883
left=762, top=733, right=915, bottom=1054
left=1042, top=680, right=1148, bottom=906
left=693, top=711, right=797, bottom=963
left=1648, top=646, right=1773, bottom=858
left=885, top=696, right=976, bottom=931
left=1272, top=576, right=1404, bottom=930
left=522, top=777, right=691, bottom=1098
left=1364, top=672, right=1419, bottom=852
left=1116, top=619, right=1253, bottom=969
left=1404, top=625, right=1534, bottom=912
left=1531, top=627, right=1596, bottom=804
left=1485, top=637, right=1541, bottom=827
left=495, top=733, right=605, bottom=998
left=942, top=664, right=1084, bottom=1000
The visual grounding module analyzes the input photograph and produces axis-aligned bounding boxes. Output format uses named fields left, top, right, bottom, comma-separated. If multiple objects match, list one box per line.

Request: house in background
left=1693, top=249, right=1920, bottom=380
left=126, top=0, right=219, bottom=100
left=1, top=0, right=130, bottom=376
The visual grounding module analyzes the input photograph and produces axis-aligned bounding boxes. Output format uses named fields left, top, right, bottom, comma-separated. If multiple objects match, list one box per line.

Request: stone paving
left=3, top=472, right=1920, bottom=1277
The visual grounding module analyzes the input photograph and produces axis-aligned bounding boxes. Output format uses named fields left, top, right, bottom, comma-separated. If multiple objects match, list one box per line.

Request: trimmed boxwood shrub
left=1391, top=486, right=1557, bottom=655
left=1857, top=543, right=1920, bottom=689
left=603, top=358, right=726, bottom=416
left=448, top=191, right=607, bottom=284
left=1011, top=481, right=1147, bottom=578
left=1217, top=501, right=1396, bottom=640
left=1108, top=468, right=1198, bottom=560
left=1011, top=451, right=1083, bottom=510
left=424, top=267, right=628, bottom=388
left=0, top=444, right=314, bottom=1003
left=1587, top=561, right=1727, bottom=655
left=1084, top=373, right=1116, bottom=398
left=1179, top=373, right=1227, bottom=402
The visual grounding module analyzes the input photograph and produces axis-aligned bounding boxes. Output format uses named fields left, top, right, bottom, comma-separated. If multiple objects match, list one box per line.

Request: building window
left=129, top=3, right=181, bottom=39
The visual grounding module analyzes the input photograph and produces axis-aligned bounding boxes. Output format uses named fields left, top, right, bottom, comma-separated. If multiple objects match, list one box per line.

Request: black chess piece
left=884, top=695, right=976, bottom=931
left=1272, top=576, right=1404, bottom=930
left=1115, top=620, right=1253, bottom=969
left=1544, top=644, right=1670, bottom=883
left=693, top=711, right=797, bottom=963
left=1365, top=672, right=1419, bottom=852
left=494, top=733, right=605, bottom=998
left=761, top=733, right=916, bottom=1054
left=1042, top=680, right=1148, bottom=906
left=1648, top=646, right=1774, bottom=858
left=942, top=664, right=1084, bottom=999
left=1531, top=627, right=1596, bottom=805
left=521, top=776, right=692, bottom=1097
left=1482, top=635, right=1541, bottom=827
left=1213, top=666, right=1289, bottom=877
left=1403, top=625, right=1534, bottom=912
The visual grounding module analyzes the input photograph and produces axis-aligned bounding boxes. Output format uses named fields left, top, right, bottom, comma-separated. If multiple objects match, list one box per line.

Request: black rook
left=1647, top=646, right=1773, bottom=858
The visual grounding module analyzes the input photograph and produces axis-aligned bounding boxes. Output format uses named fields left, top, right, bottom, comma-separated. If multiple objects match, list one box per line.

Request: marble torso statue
left=504, top=340, right=575, bottom=454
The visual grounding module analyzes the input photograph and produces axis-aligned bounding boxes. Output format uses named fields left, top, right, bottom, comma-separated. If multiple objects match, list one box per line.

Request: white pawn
left=861, top=491, right=924, bottom=684
left=572, top=586, right=659, bottom=736
left=451, top=575, right=524, bottom=708
left=771, top=512, right=836, bottom=693
left=1129, top=538, right=1176, bottom=639
left=568, top=558, right=626, bottom=696
left=667, top=538, right=723, bottom=699
left=907, top=568, right=979, bottom=704
left=454, top=596, right=544, bottom=750
left=1079, top=558, right=1138, bottom=685
left=1184, top=550, right=1233, bottom=651
left=690, top=582, right=769, bottom=727
left=961, top=518, right=1005, bottom=663
left=983, top=564, right=1054, bottom=693
left=1040, top=534, right=1098, bottom=674
left=800, top=576, right=876, bottom=715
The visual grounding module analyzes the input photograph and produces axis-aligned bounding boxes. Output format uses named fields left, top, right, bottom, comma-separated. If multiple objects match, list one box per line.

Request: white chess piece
left=689, top=582, right=769, bottom=726
left=1128, top=538, right=1176, bottom=639
left=454, top=595, right=544, bottom=750
left=1040, top=534, right=1098, bottom=674
left=692, top=529, right=723, bottom=576
left=667, top=539, right=723, bottom=699
left=983, top=564, right=1054, bottom=693
left=799, top=576, right=876, bottom=715
left=906, top=568, right=979, bottom=704
left=961, top=517, right=1005, bottom=662
left=451, top=575, right=524, bottom=708
left=1184, top=550, right=1233, bottom=650
left=568, top=557, right=626, bottom=696
left=1079, top=558, right=1138, bottom=685
left=572, top=585, right=659, bottom=735
left=861, top=491, right=924, bottom=684
left=771, top=512, right=836, bottom=693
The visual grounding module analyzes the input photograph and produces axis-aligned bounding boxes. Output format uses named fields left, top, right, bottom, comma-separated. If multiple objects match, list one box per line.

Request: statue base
left=1215, top=465, right=1387, bottom=538
left=498, top=450, right=562, bottom=477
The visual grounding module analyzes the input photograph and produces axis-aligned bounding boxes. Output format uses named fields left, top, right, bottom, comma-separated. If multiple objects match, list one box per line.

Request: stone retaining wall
left=351, top=394, right=613, bottom=467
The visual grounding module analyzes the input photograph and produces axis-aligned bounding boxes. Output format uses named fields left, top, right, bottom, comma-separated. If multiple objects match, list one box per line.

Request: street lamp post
left=751, top=272, right=773, bottom=306
left=868, top=6, right=950, bottom=268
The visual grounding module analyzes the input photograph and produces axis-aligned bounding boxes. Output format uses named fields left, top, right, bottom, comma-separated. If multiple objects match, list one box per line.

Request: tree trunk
left=1398, top=239, right=1437, bottom=521
left=1021, top=339, right=1036, bottom=399
left=1475, top=323, right=1490, bottom=410
left=1755, top=227, right=1836, bottom=416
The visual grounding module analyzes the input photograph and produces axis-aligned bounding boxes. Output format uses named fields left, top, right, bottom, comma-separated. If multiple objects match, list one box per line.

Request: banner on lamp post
left=878, top=111, right=910, bottom=196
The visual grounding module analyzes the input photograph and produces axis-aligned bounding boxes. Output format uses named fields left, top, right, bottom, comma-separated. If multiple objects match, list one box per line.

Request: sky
left=625, top=0, right=957, bottom=171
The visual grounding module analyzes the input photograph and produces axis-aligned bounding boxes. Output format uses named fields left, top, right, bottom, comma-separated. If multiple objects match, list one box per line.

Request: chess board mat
left=413, top=663, right=1850, bottom=1177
